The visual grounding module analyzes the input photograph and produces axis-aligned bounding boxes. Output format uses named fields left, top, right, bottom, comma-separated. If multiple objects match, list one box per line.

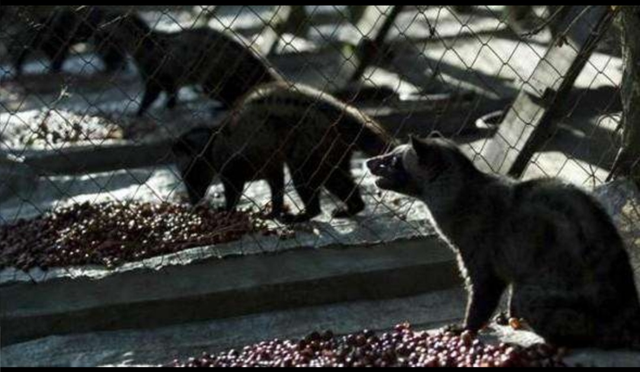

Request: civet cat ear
left=410, top=134, right=432, bottom=161
left=428, top=131, right=443, bottom=139
left=409, top=134, right=419, bottom=148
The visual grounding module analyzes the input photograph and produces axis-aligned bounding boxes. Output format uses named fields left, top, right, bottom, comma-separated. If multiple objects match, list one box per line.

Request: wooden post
left=347, top=6, right=367, bottom=24
left=254, top=6, right=295, bottom=56
left=273, top=5, right=308, bottom=37
left=190, top=6, right=218, bottom=28
left=349, top=6, right=403, bottom=83
left=477, top=6, right=616, bottom=177
left=609, top=6, right=640, bottom=186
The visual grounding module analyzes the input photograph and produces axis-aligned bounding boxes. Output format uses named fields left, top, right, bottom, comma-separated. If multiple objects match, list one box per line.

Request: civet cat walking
left=107, top=14, right=283, bottom=116
left=173, top=82, right=397, bottom=223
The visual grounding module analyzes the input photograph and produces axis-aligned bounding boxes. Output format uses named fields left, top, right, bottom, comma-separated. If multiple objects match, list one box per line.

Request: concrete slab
left=3, top=287, right=639, bottom=367
left=0, top=46, right=502, bottom=176
left=0, top=288, right=469, bottom=367
left=0, top=236, right=459, bottom=346
left=0, top=154, right=37, bottom=203
left=481, top=326, right=640, bottom=368
left=0, top=151, right=452, bottom=347
left=0, top=80, right=224, bottom=176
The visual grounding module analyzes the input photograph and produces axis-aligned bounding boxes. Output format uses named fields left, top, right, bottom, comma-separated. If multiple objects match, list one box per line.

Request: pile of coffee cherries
left=167, top=323, right=568, bottom=368
left=6, top=110, right=123, bottom=148
left=0, top=201, right=289, bottom=270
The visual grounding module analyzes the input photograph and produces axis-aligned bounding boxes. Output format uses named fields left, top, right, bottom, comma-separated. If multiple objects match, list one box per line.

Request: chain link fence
left=0, top=6, right=635, bottom=280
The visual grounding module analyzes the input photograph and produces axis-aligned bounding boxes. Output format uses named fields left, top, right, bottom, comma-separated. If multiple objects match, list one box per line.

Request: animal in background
left=7, top=7, right=128, bottom=76
left=367, top=132, right=640, bottom=349
left=106, top=14, right=284, bottom=116
left=172, top=82, right=398, bottom=223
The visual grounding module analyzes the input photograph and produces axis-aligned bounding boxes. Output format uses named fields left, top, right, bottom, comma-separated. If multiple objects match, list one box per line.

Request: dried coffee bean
left=1, top=202, right=280, bottom=271
left=166, top=323, right=568, bottom=367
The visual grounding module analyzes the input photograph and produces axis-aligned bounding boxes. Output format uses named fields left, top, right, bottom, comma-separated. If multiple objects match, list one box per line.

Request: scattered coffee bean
left=166, top=323, right=568, bottom=367
left=0, top=201, right=293, bottom=270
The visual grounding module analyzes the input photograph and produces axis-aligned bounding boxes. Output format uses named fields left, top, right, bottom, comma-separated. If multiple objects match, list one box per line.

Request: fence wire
left=0, top=5, right=635, bottom=279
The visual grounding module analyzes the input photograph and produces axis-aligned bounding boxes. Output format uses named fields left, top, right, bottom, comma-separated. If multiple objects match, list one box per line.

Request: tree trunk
left=610, top=6, right=640, bottom=186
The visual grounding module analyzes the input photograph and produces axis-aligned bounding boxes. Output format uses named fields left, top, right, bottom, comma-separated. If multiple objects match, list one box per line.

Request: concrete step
left=1, top=235, right=460, bottom=347
left=3, top=287, right=639, bottom=367
left=0, top=288, right=469, bottom=367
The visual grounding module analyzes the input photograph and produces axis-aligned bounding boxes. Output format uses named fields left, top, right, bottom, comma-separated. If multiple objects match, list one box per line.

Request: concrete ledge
left=0, top=236, right=460, bottom=347
left=9, top=97, right=501, bottom=176
left=479, top=326, right=640, bottom=368
left=0, top=154, right=38, bottom=203
left=21, top=138, right=175, bottom=175
left=4, top=289, right=639, bottom=367
left=0, top=288, right=469, bottom=367
left=2, top=45, right=507, bottom=177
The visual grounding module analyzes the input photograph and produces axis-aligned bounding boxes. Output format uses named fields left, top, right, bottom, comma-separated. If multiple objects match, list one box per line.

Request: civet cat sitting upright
left=367, top=132, right=640, bottom=349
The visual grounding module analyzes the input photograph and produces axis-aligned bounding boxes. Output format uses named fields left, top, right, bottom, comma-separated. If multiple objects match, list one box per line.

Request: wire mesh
left=0, top=5, right=635, bottom=281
